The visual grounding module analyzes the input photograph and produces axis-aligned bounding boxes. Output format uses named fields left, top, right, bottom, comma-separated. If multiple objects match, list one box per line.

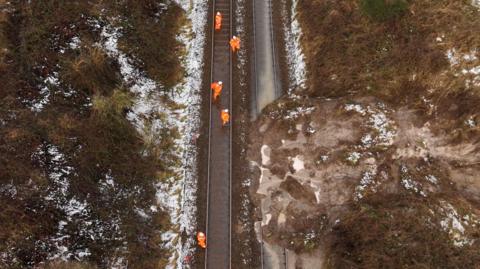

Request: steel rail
left=204, top=0, right=233, bottom=268
left=228, top=0, right=233, bottom=267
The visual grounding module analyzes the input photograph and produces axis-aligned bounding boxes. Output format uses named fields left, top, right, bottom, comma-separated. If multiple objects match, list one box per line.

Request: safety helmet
left=233, top=35, right=237, bottom=39
left=217, top=12, right=221, bottom=15
left=218, top=81, right=223, bottom=85
left=223, top=109, right=229, bottom=112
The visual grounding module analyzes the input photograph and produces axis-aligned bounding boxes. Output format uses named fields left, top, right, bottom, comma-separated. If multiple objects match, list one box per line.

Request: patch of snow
left=425, top=175, right=438, bottom=185
left=345, top=104, right=367, bottom=116
left=284, top=106, right=315, bottom=120
left=446, top=48, right=480, bottom=88
left=292, top=155, right=305, bottom=172
left=25, top=71, right=60, bottom=112
left=68, top=36, right=81, bottom=50
left=282, top=0, right=307, bottom=92
left=0, top=183, right=17, bottom=198
left=438, top=201, right=478, bottom=247
left=32, top=143, right=98, bottom=261
left=446, top=48, right=460, bottom=66
left=346, top=152, right=361, bottom=165
left=262, top=213, right=272, bottom=226
left=261, top=145, right=272, bottom=166
left=345, top=103, right=396, bottom=148
left=400, top=165, right=426, bottom=197
left=355, top=164, right=378, bottom=200
left=466, top=117, right=476, bottom=128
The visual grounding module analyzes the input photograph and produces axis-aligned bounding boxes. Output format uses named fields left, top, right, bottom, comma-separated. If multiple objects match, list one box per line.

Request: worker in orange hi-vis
left=211, top=81, right=223, bottom=102
left=215, top=12, right=222, bottom=31
left=229, top=36, right=241, bottom=53
left=197, top=232, right=206, bottom=249
left=221, top=109, right=230, bottom=126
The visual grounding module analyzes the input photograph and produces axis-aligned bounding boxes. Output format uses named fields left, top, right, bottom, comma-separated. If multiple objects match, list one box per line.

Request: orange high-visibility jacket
left=215, top=13, right=222, bottom=30
left=221, top=111, right=230, bottom=125
left=230, top=37, right=240, bottom=51
left=211, top=82, right=223, bottom=93
left=211, top=82, right=223, bottom=100
left=197, top=232, right=206, bottom=248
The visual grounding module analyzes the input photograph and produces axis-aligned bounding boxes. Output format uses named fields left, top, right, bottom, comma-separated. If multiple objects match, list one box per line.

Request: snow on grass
left=284, top=105, right=315, bottom=120
left=465, top=116, right=476, bottom=128
left=282, top=0, right=307, bottom=93
left=425, top=175, right=439, bottom=185
left=400, top=165, right=426, bottom=197
left=235, top=0, right=248, bottom=88
left=346, top=151, right=361, bottom=165
left=345, top=103, right=397, bottom=148
left=32, top=143, right=98, bottom=261
left=100, top=22, right=181, bottom=265
left=169, top=1, right=207, bottom=267
left=24, top=70, right=60, bottom=112
left=99, top=1, right=208, bottom=267
left=446, top=48, right=480, bottom=88
left=345, top=104, right=367, bottom=116
left=68, top=36, right=81, bottom=50
left=354, top=164, right=378, bottom=200
left=438, top=201, right=479, bottom=247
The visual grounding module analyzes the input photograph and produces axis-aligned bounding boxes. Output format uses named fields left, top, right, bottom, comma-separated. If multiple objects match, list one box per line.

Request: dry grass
left=63, top=47, right=120, bottom=95
left=296, top=0, right=480, bottom=107
left=326, top=193, right=480, bottom=269
left=0, top=1, right=185, bottom=267
left=291, top=0, right=480, bottom=266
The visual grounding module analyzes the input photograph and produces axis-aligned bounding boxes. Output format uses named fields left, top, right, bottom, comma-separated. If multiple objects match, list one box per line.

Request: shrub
left=360, top=0, right=409, bottom=21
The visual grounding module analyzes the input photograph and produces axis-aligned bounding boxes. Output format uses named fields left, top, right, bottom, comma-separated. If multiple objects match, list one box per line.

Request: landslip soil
left=248, top=0, right=480, bottom=268
left=249, top=96, right=480, bottom=268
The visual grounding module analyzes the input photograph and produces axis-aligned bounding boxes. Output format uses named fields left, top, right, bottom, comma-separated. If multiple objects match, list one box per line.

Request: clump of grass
left=360, top=0, right=409, bottom=21
left=63, top=47, right=120, bottom=95
left=92, top=88, right=133, bottom=119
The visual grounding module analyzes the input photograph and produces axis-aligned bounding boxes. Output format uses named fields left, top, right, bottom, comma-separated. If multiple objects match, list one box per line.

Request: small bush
left=360, top=0, right=409, bottom=21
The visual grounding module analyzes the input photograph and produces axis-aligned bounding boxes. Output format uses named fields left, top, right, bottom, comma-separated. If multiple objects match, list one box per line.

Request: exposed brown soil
left=248, top=95, right=480, bottom=268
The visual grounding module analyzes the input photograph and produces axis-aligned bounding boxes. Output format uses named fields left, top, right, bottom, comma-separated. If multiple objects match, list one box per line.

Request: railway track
left=204, top=0, right=233, bottom=268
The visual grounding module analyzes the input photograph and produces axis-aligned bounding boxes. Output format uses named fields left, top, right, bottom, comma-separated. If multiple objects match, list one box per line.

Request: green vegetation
left=360, top=0, right=409, bottom=21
